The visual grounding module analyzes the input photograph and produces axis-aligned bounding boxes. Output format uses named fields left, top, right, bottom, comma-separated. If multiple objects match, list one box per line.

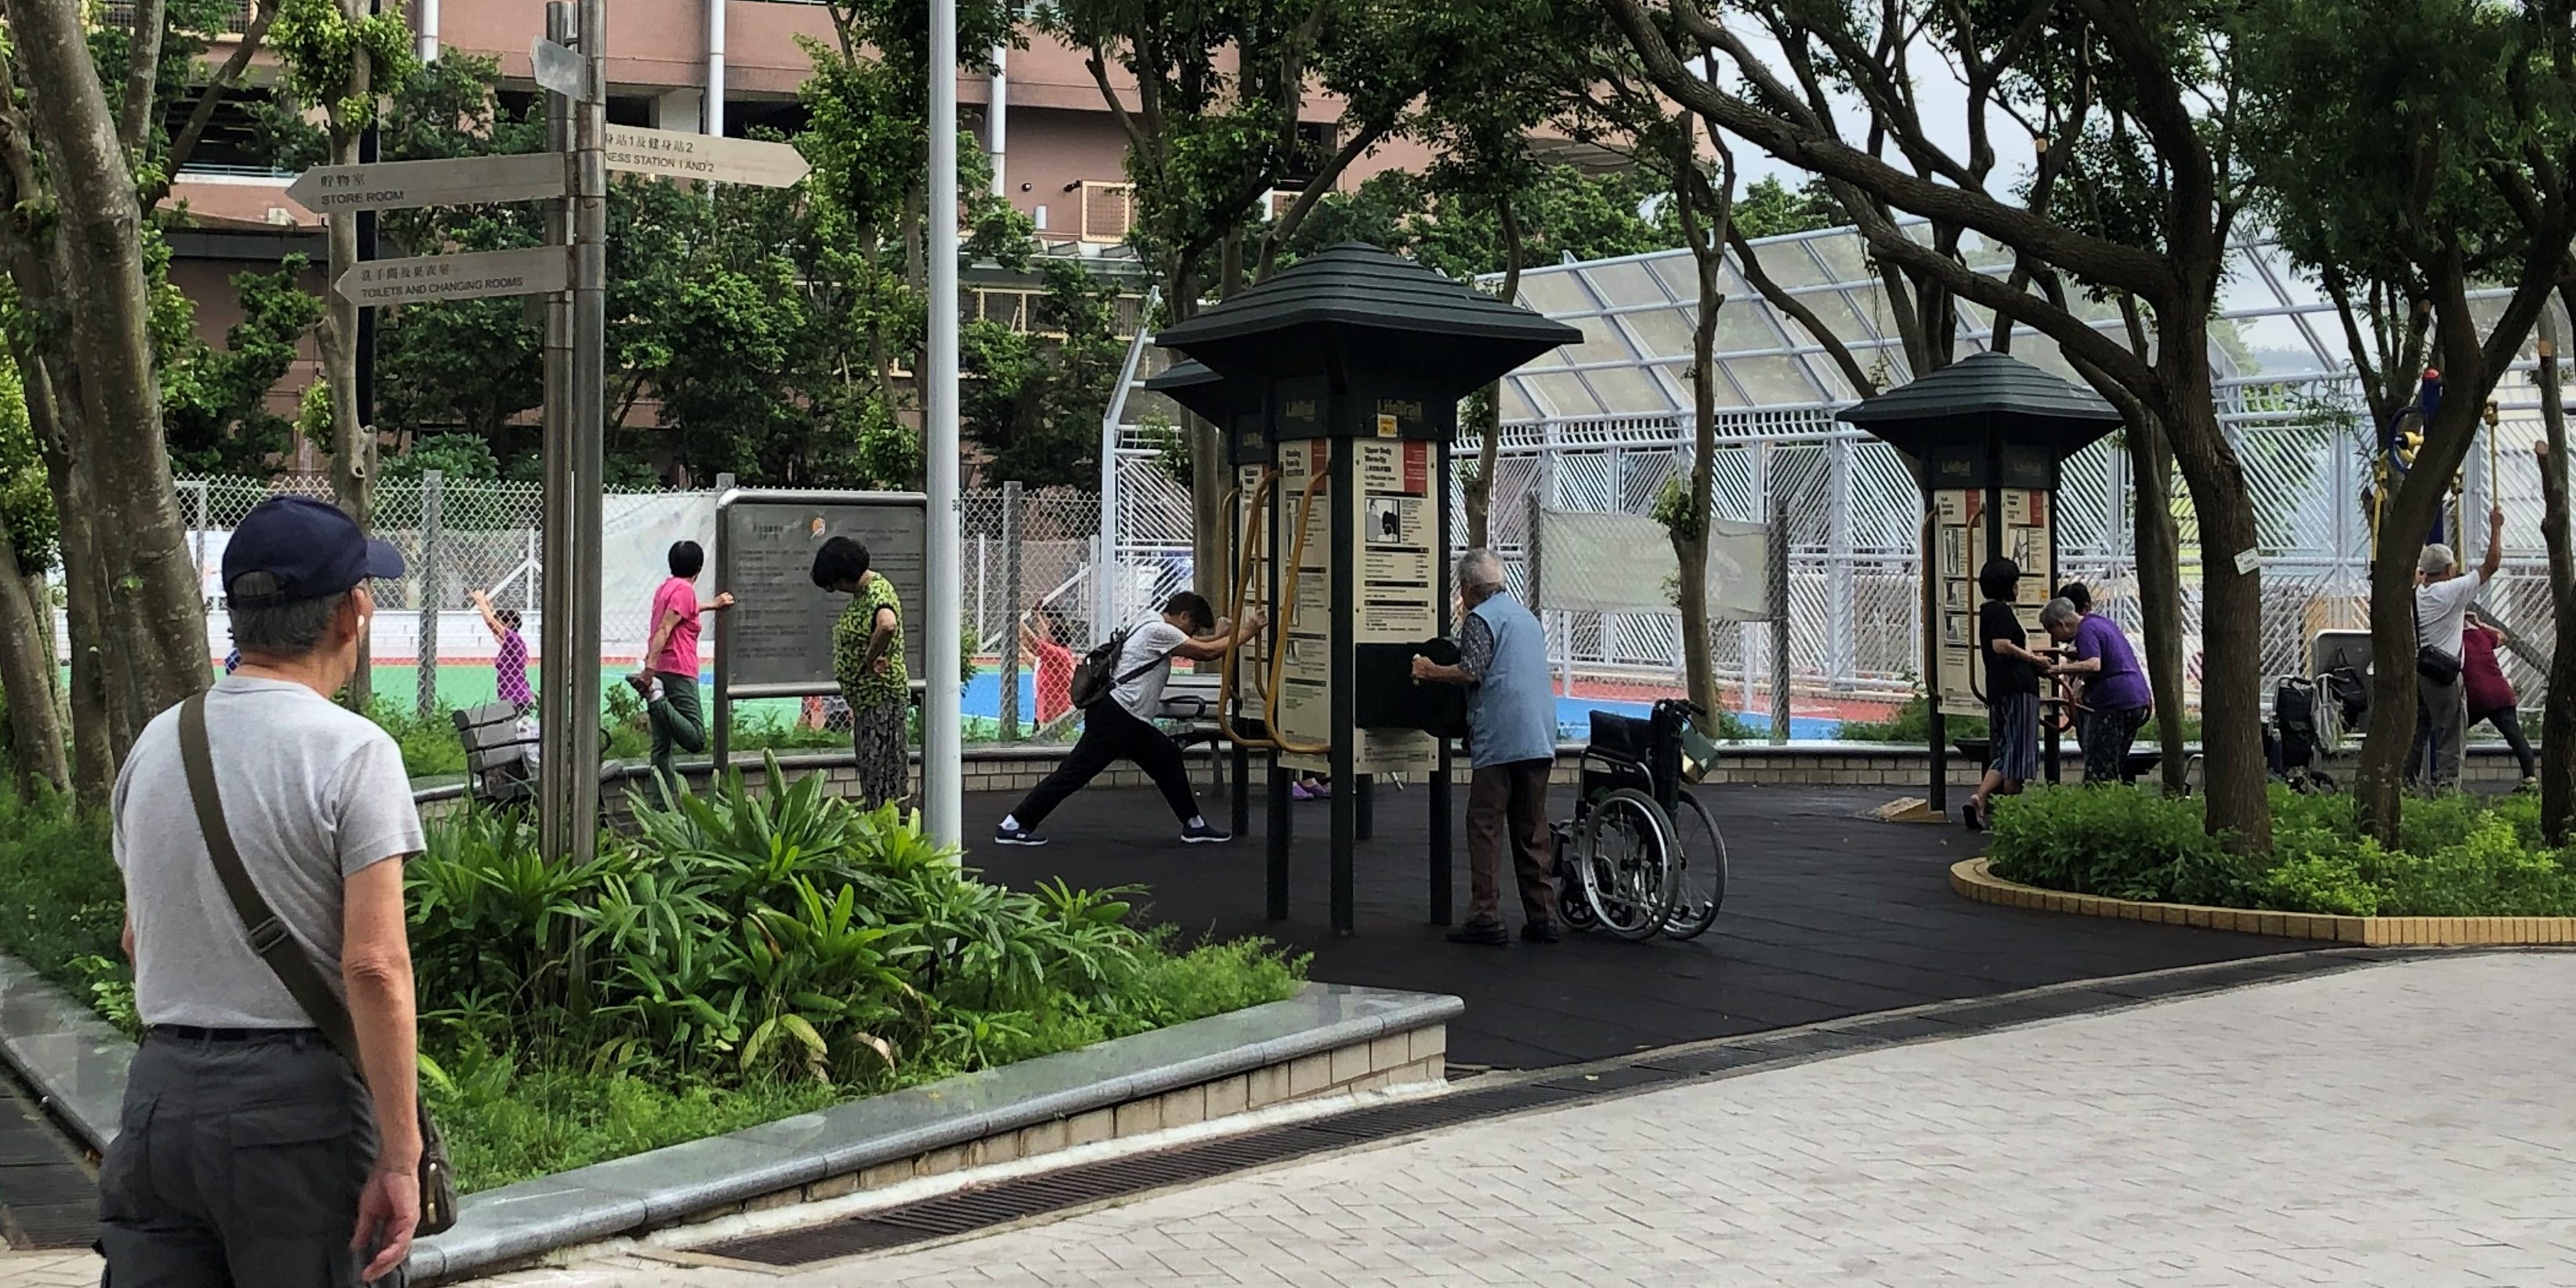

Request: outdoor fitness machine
left=709, top=489, right=930, bottom=771
left=1838, top=352, right=2121, bottom=816
left=1152, top=244, right=1579, bottom=935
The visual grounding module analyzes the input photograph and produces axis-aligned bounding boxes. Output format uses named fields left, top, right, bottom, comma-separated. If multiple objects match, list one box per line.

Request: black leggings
left=2473, top=707, right=2538, bottom=780
left=1009, top=700, right=1200, bottom=828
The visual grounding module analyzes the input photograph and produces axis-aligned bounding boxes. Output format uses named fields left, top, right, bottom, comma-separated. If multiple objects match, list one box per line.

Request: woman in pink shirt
left=630, top=541, right=734, bottom=797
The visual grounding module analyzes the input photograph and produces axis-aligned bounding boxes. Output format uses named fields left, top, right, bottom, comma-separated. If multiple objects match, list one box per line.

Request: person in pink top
left=629, top=541, right=735, bottom=797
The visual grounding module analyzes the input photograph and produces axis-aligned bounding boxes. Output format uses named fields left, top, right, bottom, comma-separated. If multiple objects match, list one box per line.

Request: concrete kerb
left=1952, top=856, right=2576, bottom=946
left=0, top=956, right=1456, bottom=1283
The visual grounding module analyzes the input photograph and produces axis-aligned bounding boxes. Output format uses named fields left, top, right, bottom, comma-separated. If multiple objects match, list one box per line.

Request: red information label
left=1402, top=440, right=1427, bottom=494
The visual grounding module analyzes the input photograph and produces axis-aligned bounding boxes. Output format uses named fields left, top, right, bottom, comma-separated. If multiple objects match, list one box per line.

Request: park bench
left=450, top=702, right=628, bottom=809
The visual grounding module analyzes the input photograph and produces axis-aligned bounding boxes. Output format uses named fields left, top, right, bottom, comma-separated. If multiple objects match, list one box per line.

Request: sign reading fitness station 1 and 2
left=288, top=125, right=811, bottom=302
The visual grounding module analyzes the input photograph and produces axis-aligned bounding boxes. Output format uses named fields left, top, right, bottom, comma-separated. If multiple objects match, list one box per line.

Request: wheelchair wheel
left=1576, top=787, right=1677, bottom=941
left=1551, top=824, right=1599, bottom=930
left=1659, top=788, right=1727, bottom=942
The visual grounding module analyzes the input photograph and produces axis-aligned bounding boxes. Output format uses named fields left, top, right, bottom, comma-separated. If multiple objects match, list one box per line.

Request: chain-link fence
left=1435, top=385, right=2571, bottom=729
left=168, top=475, right=1144, bottom=738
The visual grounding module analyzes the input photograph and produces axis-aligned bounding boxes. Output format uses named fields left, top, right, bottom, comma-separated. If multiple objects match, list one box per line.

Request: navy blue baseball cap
left=223, top=496, right=407, bottom=606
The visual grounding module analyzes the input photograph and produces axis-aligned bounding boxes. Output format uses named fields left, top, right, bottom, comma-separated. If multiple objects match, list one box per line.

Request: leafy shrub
left=0, top=793, right=127, bottom=1000
left=1836, top=691, right=1985, bottom=743
left=404, top=758, right=1308, bottom=1184
left=1987, top=783, right=2576, bottom=917
left=0, top=761, right=1305, bottom=1192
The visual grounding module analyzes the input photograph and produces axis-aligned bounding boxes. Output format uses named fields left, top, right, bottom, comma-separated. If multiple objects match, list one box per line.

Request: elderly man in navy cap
left=103, top=496, right=426, bottom=1285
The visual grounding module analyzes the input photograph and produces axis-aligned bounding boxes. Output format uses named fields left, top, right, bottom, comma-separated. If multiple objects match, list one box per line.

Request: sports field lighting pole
left=924, top=0, right=965, bottom=846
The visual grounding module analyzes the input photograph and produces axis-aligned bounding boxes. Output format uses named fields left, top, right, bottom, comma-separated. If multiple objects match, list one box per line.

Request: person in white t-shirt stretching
left=994, top=591, right=1264, bottom=846
left=2412, top=506, right=2505, bottom=791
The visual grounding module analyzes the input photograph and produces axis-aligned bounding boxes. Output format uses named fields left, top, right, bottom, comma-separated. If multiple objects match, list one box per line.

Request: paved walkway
left=452, top=952, right=2575, bottom=1287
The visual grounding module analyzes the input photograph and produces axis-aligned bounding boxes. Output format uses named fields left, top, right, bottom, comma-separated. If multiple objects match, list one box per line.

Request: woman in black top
left=1966, top=556, right=2053, bottom=830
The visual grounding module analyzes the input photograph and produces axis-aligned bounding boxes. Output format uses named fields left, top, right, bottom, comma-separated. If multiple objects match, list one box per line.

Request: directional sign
left=288, top=151, right=567, bottom=215
left=603, top=125, right=810, bottom=188
left=334, top=246, right=570, bottom=305
left=530, top=36, right=585, bottom=99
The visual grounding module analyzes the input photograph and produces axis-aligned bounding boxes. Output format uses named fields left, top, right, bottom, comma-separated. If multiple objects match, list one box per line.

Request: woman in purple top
left=471, top=589, right=534, bottom=714
left=2042, top=591, right=2149, bottom=784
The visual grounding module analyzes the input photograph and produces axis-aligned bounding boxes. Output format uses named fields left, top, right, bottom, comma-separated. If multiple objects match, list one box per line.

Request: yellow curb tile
left=2261, top=913, right=2288, bottom=938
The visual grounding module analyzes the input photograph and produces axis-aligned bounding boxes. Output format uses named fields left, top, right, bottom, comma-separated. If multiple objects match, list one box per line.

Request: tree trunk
left=2535, top=315, right=2576, bottom=842
left=1665, top=129, right=1733, bottom=737
left=321, top=154, right=376, bottom=710
left=2353, top=389, right=2487, bottom=841
left=48, top=452, right=124, bottom=807
left=5, top=0, right=212, bottom=723
left=1464, top=197, right=1522, bottom=553
left=2131, top=413, right=2190, bottom=794
left=0, top=528, right=67, bottom=798
left=1674, top=257, right=1721, bottom=730
left=2155, top=369, right=2272, bottom=852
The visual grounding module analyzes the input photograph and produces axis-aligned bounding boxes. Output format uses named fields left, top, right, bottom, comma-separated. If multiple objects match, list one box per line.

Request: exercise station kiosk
left=1152, top=244, right=1578, bottom=935
left=1837, top=351, right=2121, bottom=812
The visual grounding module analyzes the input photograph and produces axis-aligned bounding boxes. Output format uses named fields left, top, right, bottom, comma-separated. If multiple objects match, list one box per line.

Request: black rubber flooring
left=962, top=781, right=2310, bottom=1070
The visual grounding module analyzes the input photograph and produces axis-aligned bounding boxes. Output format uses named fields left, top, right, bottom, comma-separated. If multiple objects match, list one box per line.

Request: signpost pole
left=537, top=1, right=579, bottom=860
left=418, top=469, right=442, bottom=718
left=998, top=479, right=1022, bottom=742
left=567, top=0, right=609, bottom=856
left=924, top=0, right=964, bottom=847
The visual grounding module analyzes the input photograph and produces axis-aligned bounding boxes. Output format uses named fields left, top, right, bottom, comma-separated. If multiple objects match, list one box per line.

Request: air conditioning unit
left=266, top=207, right=295, bottom=226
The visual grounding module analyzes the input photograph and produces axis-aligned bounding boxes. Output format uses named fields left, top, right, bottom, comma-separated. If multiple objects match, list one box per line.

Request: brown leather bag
left=175, top=693, right=459, bottom=1237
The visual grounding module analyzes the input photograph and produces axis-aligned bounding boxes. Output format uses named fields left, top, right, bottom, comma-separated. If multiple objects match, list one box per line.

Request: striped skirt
left=1987, top=691, right=2041, bottom=783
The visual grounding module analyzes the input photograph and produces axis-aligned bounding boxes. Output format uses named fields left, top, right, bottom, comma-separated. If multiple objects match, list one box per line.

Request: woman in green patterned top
left=812, top=536, right=910, bottom=809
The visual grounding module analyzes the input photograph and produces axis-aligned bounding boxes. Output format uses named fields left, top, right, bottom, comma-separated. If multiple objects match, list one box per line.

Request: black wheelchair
left=1552, top=697, right=1728, bottom=942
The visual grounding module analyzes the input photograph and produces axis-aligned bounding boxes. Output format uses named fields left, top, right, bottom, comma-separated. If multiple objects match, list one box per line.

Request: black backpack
left=1068, top=625, right=1174, bottom=711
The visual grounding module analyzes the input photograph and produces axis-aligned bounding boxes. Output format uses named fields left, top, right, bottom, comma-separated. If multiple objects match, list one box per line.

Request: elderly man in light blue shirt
left=1414, top=548, right=1561, bottom=946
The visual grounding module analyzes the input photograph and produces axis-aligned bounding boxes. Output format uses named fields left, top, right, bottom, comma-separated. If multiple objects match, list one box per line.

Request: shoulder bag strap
left=1109, top=628, right=1181, bottom=686
left=177, top=693, right=361, bottom=1062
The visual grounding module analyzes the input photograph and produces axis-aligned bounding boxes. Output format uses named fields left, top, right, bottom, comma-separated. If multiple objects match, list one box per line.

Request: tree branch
left=1729, top=221, right=1875, bottom=396
left=120, top=0, right=170, bottom=159
left=145, top=0, right=279, bottom=208
left=1862, top=223, right=2151, bottom=391
left=1254, top=119, right=1387, bottom=281
left=1600, top=0, right=2178, bottom=308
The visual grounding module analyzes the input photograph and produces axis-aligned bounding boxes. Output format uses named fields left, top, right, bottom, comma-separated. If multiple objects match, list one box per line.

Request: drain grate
left=707, top=1125, right=1354, bottom=1266
left=699, top=950, right=2367, bottom=1268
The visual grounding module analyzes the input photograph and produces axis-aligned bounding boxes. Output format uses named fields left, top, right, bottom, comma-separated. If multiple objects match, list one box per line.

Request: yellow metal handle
left=1265, top=461, right=1332, bottom=756
left=1217, top=470, right=1280, bottom=749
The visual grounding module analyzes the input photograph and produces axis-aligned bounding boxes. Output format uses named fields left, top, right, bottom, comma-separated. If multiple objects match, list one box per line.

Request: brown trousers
left=1467, top=758, right=1558, bottom=927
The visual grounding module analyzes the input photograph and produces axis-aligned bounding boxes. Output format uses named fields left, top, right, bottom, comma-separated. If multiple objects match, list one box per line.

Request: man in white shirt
left=2411, top=506, right=2505, bottom=791
left=994, top=592, right=1263, bottom=846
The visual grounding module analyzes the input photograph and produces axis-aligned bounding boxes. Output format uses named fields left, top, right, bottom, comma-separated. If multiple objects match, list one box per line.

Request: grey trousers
left=2414, top=670, right=2467, bottom=790
left=99, top=1029, right=400, bottom=1287
left=648, top=670, right=706, bottom=798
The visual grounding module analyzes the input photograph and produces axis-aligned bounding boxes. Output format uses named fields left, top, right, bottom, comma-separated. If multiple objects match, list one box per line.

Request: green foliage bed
left=1987, top=785, right=2576, bottom=918
left=0, top=765, right=1306, bottom=1192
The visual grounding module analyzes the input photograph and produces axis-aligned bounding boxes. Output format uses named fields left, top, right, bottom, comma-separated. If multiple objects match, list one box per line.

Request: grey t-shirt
left=114, top=677, right=425, bottom=1029
left=1111, top=620, right=1190, bottom=718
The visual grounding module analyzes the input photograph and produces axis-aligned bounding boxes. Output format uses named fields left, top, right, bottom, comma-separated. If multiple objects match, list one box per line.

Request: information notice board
left=715, top=491, right=928, bottom=697
left=1275, top=441, right=1334, bottom=764
left=1930, top=486, right=2053, bottom=711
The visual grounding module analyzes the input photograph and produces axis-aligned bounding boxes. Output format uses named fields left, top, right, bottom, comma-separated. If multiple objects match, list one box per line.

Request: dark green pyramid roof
left=1156, top=244, right=1580, bottom=396
left=1836, top=349, right=2122, bottom=458
left=1141, top=358, right=1251, bottom=424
